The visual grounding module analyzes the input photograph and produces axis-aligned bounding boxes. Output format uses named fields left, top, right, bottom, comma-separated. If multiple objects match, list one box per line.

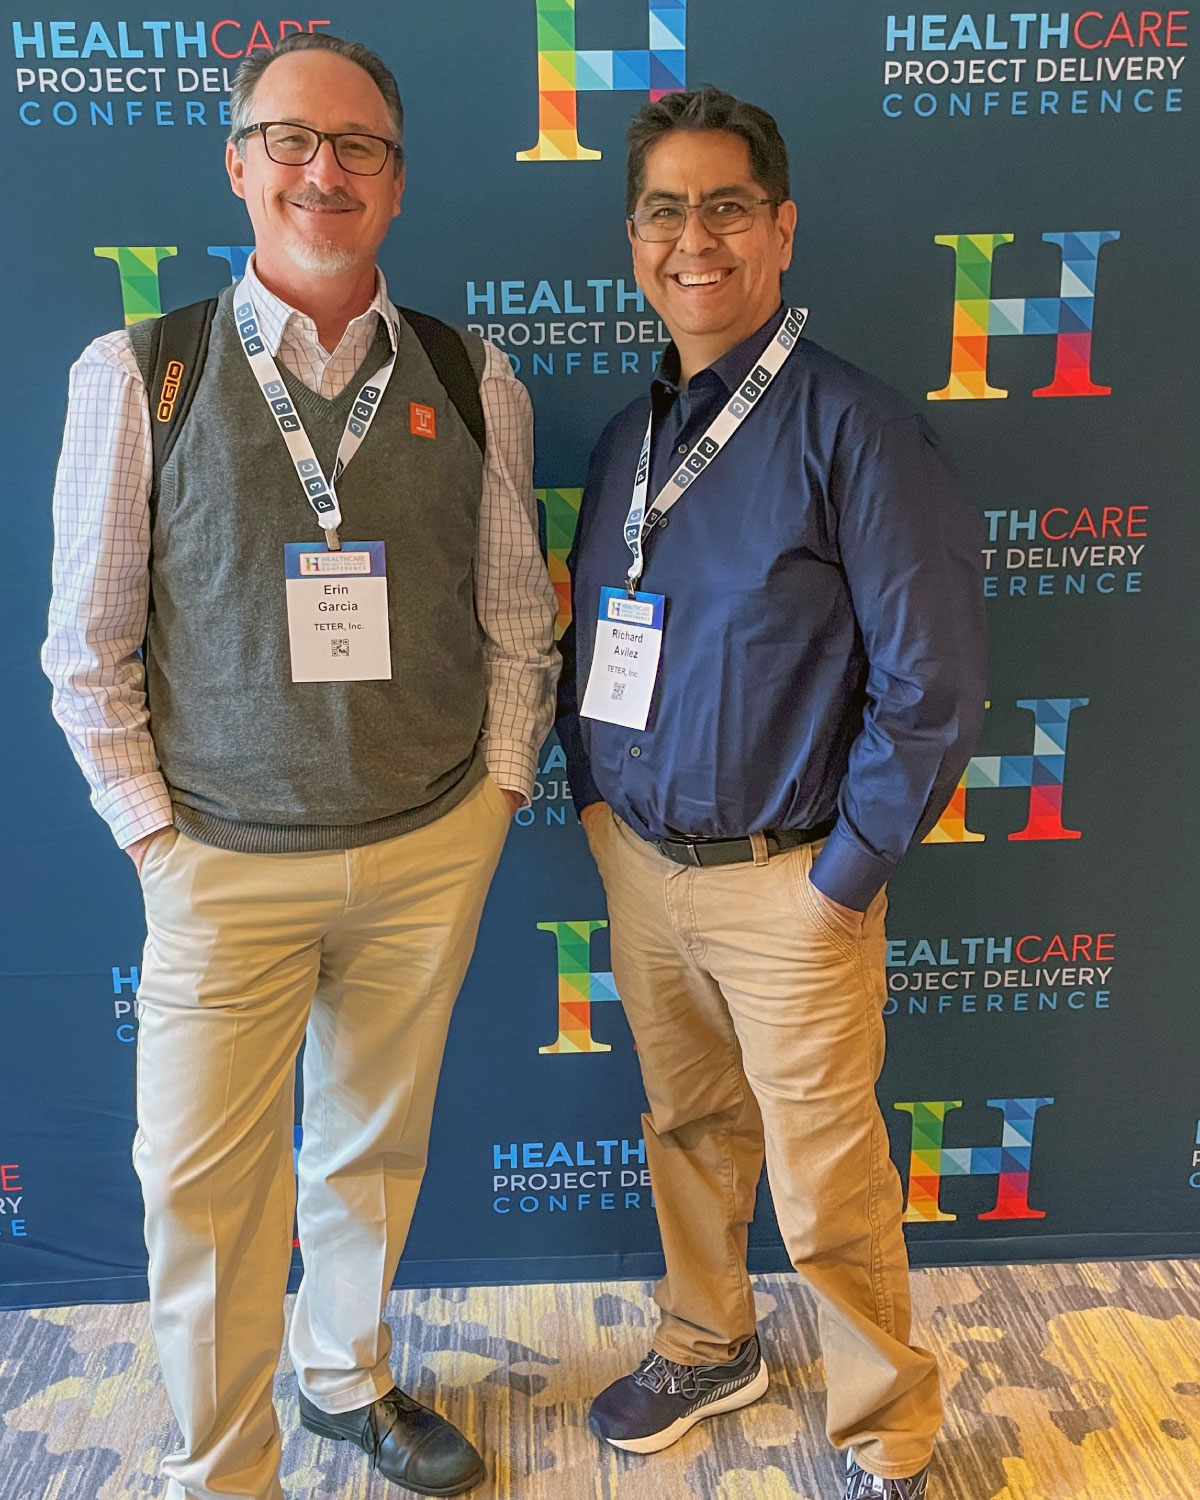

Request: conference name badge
left=284, top=542, right=391, bottom=683
left=580, top=586, right=665, bottom=730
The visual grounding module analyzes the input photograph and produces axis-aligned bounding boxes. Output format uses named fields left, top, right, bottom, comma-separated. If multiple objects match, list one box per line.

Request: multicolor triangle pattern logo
left=929, top=231, right=1120, bottom=400
left=518, top=0, right=687, bottom=161
left=896, top=1097, right=1055, bottom=1222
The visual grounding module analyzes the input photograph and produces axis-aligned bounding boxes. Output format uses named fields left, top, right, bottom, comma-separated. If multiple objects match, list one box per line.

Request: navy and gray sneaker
left=845, top=1450, right=931, bottom=1499
left=588, top=1333, right=768, bottom=1453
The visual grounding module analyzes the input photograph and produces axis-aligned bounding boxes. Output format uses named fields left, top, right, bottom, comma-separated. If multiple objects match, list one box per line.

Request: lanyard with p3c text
left=622, top=306, right=808, bottom=592
left=233, top=281, right=400, bottom=551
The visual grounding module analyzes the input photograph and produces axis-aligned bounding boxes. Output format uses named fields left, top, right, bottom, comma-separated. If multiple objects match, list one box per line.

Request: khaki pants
left=133, top=776, right=512, bottom=1500
left=586, top=810, right=942, bottom=1480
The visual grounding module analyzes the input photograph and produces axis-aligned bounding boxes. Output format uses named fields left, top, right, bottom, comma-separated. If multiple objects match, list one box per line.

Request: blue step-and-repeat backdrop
left=3, top=3, right=1198, bottom=1309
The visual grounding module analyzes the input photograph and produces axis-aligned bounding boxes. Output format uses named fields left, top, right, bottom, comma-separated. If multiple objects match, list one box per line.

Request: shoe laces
left=632, top=1351, right=703, bottom=1400
left=371, top=1387, right=423, bottom=1459
left=846, top=1452, right=929, bottom=1500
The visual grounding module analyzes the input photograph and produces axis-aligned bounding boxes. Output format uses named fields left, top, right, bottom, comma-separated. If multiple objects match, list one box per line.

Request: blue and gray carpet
left=2, top=1260, right=1199, bottom=1498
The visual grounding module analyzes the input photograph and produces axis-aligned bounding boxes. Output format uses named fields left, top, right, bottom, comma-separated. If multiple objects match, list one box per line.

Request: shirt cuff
left=568, top=773, right=604, bottom=819
left=555, top=712, right=603, bottom=817
left=808, top=822, right=897, bottom=912
left=560, top=745, right=602, bottom=817
left=94, top=773, right=174, bottom=850
left=483, top=738, right=538, bottom=807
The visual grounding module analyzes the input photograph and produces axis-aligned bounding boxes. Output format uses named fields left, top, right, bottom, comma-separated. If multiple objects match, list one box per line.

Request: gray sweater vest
left=135, top=285, right=488, bottom=853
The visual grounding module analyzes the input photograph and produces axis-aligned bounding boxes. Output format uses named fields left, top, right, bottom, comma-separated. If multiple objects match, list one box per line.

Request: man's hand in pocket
left=809, top=878, right=865, bottom=935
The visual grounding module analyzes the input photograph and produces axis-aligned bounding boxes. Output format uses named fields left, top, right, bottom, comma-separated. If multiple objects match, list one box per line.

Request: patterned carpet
left=2, top=1261, right=1200, bottom=1500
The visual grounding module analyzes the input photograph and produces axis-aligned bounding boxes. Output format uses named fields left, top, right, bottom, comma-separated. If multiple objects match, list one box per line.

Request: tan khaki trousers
left=133, top=776, right=511, bottom=1500
left=586, top=810, right=942, bottom=1479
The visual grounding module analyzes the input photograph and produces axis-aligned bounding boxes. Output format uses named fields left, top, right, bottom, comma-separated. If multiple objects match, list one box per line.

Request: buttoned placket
left=649, top=370, right=728, bottom=503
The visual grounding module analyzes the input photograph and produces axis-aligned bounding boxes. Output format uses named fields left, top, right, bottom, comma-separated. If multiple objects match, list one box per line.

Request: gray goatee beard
left=282, top=236, right=359, bottom=276
left=279, top=186, right=362, bottom=277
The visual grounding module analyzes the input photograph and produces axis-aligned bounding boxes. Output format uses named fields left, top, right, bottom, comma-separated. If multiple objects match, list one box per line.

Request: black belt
left=653, top=817, right=836, bottom=869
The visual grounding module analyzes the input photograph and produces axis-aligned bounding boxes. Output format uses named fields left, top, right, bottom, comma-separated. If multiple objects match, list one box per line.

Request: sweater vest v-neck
left=144, top=285, right=488, bottom=852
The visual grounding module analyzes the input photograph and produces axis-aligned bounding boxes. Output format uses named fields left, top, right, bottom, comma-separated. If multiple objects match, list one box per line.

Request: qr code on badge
left=611, top=681, right=625, bottom=702
left=331, top=639, right=350, bottom=658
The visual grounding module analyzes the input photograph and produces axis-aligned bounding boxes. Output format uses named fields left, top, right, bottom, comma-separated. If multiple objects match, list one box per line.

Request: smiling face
left=629, top=128, right=796, bottom=370
left=225, top=48, right=403, bottom=281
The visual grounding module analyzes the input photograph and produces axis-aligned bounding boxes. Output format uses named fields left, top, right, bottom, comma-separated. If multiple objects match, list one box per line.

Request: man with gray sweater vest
left=42, top=33, right=558, bottom=1500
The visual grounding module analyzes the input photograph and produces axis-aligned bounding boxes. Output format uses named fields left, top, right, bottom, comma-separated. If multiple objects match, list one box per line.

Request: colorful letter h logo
left=537, top=921, right=621, bottom=1053
left=518, top=0, right=687, bottom=161
left=929, top=231, right=1120, bottom=400
left=93, top=246, right=178, bottom=325
left=926, top=698, right=1088, bottom=844
left=93, top=245, right=253, bottom=324
left=896, top=1097, right=1054, bottom=1222
left=537, top=488, right=583, bottom=640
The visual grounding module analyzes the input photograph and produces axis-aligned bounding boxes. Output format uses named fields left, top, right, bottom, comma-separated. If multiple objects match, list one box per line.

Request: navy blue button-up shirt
left=556, top=306, right=986, bottom=910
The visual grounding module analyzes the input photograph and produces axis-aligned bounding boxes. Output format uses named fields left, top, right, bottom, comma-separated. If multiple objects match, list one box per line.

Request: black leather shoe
left=299, top=1385, right=486, bottom=1496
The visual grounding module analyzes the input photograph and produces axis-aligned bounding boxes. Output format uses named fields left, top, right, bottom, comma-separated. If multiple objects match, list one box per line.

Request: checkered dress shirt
left=42, top=258, right=559, bottom=847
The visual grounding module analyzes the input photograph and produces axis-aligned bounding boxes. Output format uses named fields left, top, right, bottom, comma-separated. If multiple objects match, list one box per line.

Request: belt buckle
left=692, top=836, right=751, bottom=868
left=678, top=838, right=704, bottom=867
left=657, top=837, right=702, bottom=867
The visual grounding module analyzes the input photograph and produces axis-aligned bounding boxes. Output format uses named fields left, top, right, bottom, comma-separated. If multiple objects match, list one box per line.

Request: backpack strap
left=128, top=297, right=219, bottom=507
left=396, top=307, right=487, bottom=459
left=129, top=298, right=486, bottom=487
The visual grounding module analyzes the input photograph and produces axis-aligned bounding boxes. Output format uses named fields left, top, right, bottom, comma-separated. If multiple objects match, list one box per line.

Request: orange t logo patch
left=410, top=402, right=436, bottom=439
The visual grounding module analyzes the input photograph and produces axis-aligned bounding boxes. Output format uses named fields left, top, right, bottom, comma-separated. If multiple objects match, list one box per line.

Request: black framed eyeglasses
left=234, top=121, right=402, bottom=176
left=629, top=197, right=777, bottom=243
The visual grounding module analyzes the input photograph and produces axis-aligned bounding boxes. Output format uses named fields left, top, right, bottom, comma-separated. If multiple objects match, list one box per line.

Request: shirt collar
left=653, top=303, right=788, bottom=402
left=242, top=253, right=397, bottom=357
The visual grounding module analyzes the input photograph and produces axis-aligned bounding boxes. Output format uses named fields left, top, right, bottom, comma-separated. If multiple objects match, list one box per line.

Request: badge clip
left=324, top=525, right=341, bottom=552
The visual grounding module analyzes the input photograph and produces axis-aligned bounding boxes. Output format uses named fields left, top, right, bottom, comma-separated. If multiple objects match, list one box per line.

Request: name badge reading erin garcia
left=284, top=542, right=392, bottom=683
left=580, top=587, right=666, bottom=730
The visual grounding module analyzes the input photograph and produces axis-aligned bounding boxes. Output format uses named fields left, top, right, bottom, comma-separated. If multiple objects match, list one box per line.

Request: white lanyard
left=623, top=307, right=808, bottom=591
left=233, top=281, right=400, bottom=550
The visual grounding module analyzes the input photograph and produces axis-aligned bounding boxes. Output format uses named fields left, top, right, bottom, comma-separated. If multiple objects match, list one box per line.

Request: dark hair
left=625, top=86, right=790, bottom=215
left=229, top=32, right=404, bottom=172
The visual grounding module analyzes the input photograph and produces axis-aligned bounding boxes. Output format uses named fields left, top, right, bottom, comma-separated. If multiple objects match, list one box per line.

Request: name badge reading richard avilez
left=580, top=586, right=666, bottom=730
left=284, top=542, right=391, bottom=683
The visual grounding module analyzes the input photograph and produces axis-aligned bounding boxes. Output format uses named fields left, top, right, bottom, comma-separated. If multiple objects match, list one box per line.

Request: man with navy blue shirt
left=557, top=88, right=986, bottom=1500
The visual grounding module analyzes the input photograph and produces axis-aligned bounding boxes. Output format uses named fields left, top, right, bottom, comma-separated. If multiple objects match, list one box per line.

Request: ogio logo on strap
left=156, top=359, right=185, bottom=423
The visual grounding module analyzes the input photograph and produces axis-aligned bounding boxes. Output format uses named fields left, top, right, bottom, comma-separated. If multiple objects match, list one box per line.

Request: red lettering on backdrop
left=212, top=19, right=242, bottom=58
left=1071, top=508, right=1099, bottom=538
left=1015, top=934, right=1113, bottom=964
left=1041, top=508, right=1069, bottom=540
left=211, top=19, right=330, bottom=57
left=0, top=1165, right=21, bottom=1192
left=245, top=20, right=274, bottom=54
left=1107, top=12, right=1138, bottom=45
left=1040, top=507, right=1148, bottom=540
left=1075, top=10, right=1105, bottom=46
left=1075, top=10, right=1188, bottom=47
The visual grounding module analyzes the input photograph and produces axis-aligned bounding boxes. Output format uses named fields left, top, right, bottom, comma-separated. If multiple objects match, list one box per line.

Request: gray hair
left=228, top=32, right=404, bottom=171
